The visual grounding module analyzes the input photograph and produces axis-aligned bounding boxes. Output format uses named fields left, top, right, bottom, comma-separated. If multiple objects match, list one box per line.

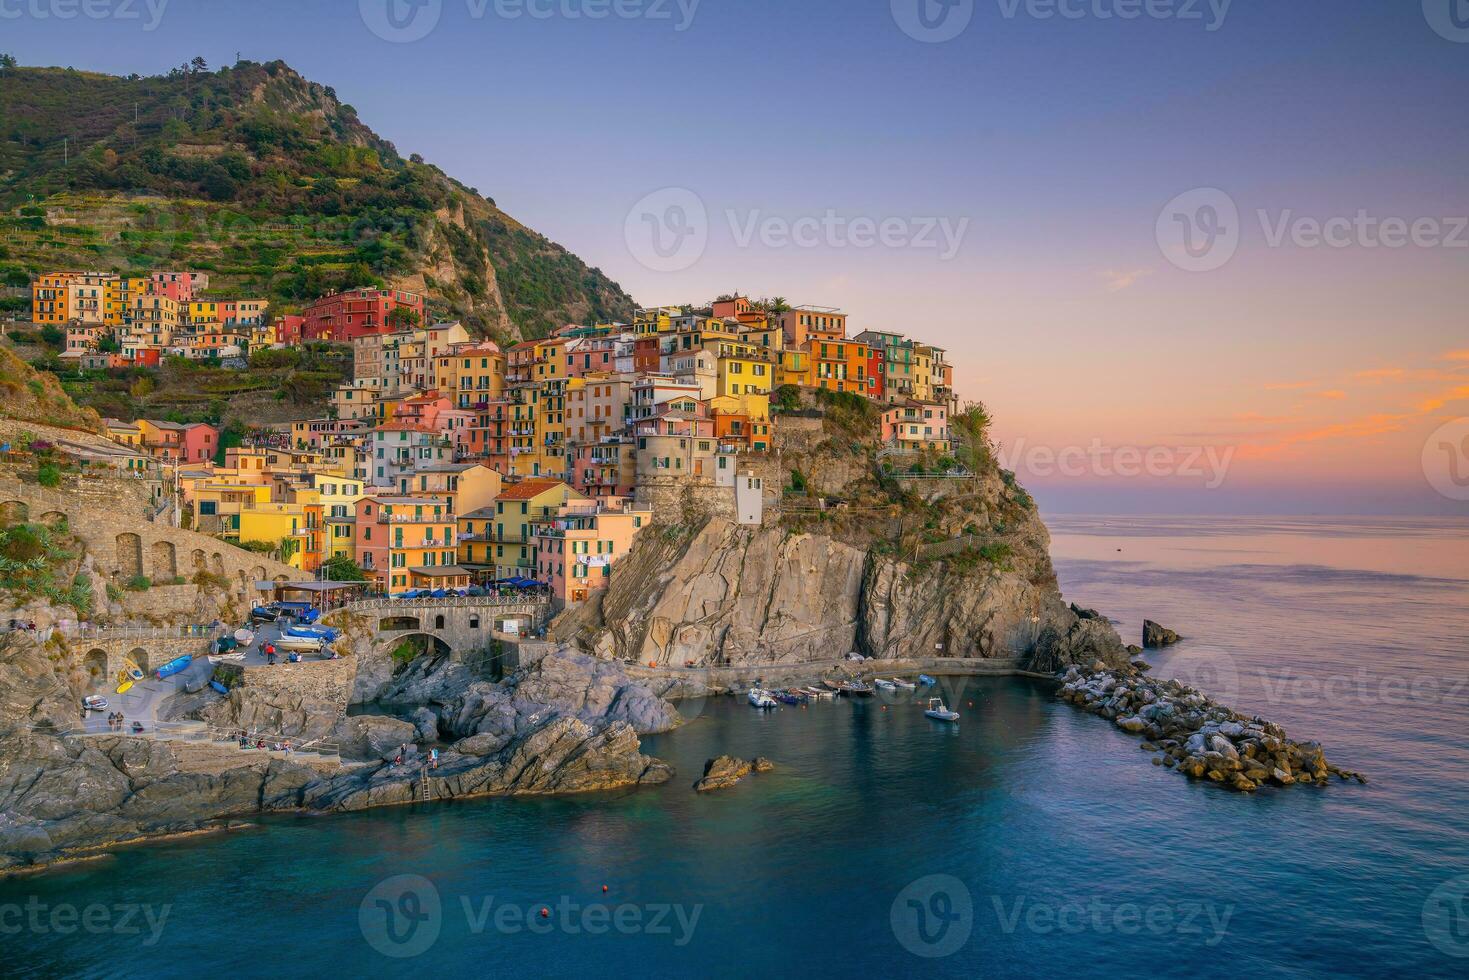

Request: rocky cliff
left=558, top=400, right=1126, bottom=672
left=0, top=629, right=675, bottom=872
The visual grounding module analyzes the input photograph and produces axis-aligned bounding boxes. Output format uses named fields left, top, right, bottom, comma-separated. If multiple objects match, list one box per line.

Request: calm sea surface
left=4, top=516, right=1468, bottom=978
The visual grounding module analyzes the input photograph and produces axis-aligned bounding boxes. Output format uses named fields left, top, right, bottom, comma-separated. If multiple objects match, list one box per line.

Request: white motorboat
left=873, top=678, right=897, bottom=691
left=890, top=677, right=917, bottom=690
left=747, top=688, right=777, bottom=709
left=924, top=698, right=960, bottom=722
left=272, top=633, right=324, bottom=653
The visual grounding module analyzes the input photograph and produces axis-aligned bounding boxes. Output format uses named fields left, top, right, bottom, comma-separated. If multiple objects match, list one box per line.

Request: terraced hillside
left=0, top=58, right=637, bottom=341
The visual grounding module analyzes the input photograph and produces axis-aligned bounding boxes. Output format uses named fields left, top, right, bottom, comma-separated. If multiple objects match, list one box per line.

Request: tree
left=320, top=554, right=368, bottom=582
left=951, top=401, right=993, bottom=475
left=386, top=306, right=421, bottom=330
left=190, top=56, right=208, bottom=73
left=0, top=54, right=17, bottom=73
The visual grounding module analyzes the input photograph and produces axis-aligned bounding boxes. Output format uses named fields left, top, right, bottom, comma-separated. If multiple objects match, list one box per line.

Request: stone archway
left=210, top=553, right=225, bottom=576
left=116, top=533, right=143, bottom=579
left=38, top=511, right=67, bottom=528
left=434, top=614, right=446, bottom=630
left=0, top=500, right=28, bottom=525
left=385, top=632, right=452, bottom=665
left=126, top=647, right=150, bottom=673
left=250, top=565, right=266, bottom=583
left=83, top=649, right=108, bottom=688
left=191, top=548, right=206, bottom=571
left=151, top=540, right=177, bottom=581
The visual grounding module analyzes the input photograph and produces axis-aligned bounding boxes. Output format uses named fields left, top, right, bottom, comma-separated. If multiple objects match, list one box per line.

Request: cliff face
left=558, top=519, right=1125, bottom=672
left=558, top=397, right=1126, bottom=672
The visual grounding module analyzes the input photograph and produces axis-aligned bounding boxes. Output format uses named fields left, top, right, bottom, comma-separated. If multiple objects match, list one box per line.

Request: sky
left=5, top=0, right=1468, bottom=515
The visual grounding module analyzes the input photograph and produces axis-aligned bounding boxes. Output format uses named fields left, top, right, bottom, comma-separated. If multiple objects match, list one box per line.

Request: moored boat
left=918, top=674, right=937, bottom=686
left=839, top=680, right=874, bottom=697
left=747, top=688, right=777, bottom=709
left=924, top=697, right=960, bottom=722
left=873, top=678, right=897, bottom=691
left=890, top=677, right=917, bottom=690
left=774, top=690, right=806, bottom=704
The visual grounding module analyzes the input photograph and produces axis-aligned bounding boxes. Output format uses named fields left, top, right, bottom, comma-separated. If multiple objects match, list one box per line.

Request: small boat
left=873, top=678, right=897, bottom=691
left=155, top=654, right=193, bottom=679
left=839, top=680, right=874, bottom=697
left=822, top=679, right=845, bottom=692
left=209, top=680, right=230, bottom=695
left=924, top=698, right=960, bottom=722
left=890, top=677, right=917, bottom=690
left=115, top=679, right=133, bottom=694
left=273, top=633, right=324, bottom=653
left=747, top=688, right=777, bottom=709
left=917, top=674, right=937, bottom=686
left=121, top=657, right=144, bottom=681
left=800, top=686, right=835, bottom=700
left=774, top=690, right=806, bottom=705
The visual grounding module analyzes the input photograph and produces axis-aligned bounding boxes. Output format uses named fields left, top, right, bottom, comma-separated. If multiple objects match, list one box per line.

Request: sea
left=3, top=516, right=1468, bottom=979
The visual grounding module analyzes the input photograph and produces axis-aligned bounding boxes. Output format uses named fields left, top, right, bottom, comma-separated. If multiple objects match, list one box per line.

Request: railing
left=325, top=594, right=549, bottom=616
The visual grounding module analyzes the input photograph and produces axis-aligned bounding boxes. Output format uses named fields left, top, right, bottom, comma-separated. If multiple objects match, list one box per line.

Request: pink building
left=531, top=500, right=650, bottom=606
left=180, top=422, right=219, bottom=463
left=149, top=271, right=204, bottom=303
left=880, top=402, right=951, bottom=453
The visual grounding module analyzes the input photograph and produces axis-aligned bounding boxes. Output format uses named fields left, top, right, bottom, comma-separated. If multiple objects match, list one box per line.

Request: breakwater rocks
left=1057, top=663, right=1367, bottom=792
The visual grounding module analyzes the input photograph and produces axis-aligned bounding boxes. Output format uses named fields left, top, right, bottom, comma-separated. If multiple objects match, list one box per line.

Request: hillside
left=0, top=344, right=102, bottom=433
left=0, top=59, right=637, bottom=340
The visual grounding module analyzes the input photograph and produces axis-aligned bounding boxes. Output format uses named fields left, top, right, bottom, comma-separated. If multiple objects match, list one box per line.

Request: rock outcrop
left=1142, top=620, right=1181, bottom=648
left=558, top=520, right=1127, bottom=672
left=0, top=634, right=677, bottom=872
left=692, top=755, right=774, bottom=792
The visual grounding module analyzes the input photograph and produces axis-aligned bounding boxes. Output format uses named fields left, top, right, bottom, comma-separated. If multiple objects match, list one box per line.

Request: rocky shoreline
left=1058, top=662, right=1367, bottom=792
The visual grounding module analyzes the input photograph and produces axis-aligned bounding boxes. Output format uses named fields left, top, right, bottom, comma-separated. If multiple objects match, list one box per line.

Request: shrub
left=124, top=574, right=152, bottom=591
left=36, top=462, right=61, bottom=487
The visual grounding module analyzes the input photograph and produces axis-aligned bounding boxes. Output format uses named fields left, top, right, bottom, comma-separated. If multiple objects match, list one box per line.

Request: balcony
left=377, top=512, right=451, bottom=524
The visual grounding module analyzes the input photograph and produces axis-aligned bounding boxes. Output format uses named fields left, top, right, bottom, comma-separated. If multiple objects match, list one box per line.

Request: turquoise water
left=3, top=516, right=1468, bottom=978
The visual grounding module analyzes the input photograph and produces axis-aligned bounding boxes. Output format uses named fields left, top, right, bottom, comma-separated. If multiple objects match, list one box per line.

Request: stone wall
left=0, top=474, right=297, bottom=593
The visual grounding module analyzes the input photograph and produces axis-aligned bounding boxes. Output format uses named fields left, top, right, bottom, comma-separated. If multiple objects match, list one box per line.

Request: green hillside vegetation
left=0, top=57, right=636, bottom=340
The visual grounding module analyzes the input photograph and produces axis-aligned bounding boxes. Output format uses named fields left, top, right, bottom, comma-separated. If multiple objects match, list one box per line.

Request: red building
left=300, top=288, right=425, bottom=343
left=275, top=315, right=305, bottom=345
left=865, top=345, right=886, bottom=400
left=633, top=336, right=660, bottom=373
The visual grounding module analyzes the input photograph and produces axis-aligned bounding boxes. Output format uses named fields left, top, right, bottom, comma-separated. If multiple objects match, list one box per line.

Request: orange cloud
left=1315, top=390, right=1347, bottom=400
left=1101, top=268, right=1153, bottom=293
left=1443, top=350, right=1469, bottom=362
left=1264, top=381, right=1316, bottom=391
left=1418, top=384, right=1469, bottom=413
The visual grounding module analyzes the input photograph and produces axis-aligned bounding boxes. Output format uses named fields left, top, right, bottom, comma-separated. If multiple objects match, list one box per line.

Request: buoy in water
left=601, top=885, right=608, bottom=893
left=540, top=907, right=550, bottom=918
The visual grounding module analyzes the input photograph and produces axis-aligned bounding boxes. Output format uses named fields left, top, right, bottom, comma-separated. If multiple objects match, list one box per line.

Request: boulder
left=336, top=716, right=419, bottom=762
left=692, top=755, right=773, bottom=792
left=1142, top=620, right=1181, bottom=648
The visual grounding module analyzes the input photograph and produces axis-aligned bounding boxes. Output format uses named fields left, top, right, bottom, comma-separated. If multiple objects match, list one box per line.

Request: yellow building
left=714, top=341, right=774, bottom=400
left=471, top=478, right=589, bottom=579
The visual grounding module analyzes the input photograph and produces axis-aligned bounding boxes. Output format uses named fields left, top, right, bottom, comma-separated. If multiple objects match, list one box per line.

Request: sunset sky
left=7, top=0, right=1468, bottom=514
